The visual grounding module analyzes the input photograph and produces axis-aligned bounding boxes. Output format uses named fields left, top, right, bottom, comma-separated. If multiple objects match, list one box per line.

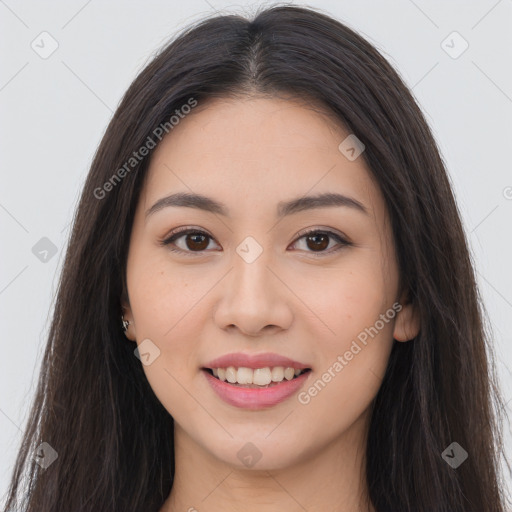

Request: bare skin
left=121, top=95, right=420, bottom=512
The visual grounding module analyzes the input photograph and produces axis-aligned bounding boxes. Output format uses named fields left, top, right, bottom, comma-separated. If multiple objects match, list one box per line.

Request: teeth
left=238, top=367, right=254, bottom=384
left=284, top=367, right=295, bottom=380
left=253, top=366, right=272, bottom=386
left=225, top=367, right=237, bottom=383
left=271, top=366, right=284, bottom=382
left=211, top=366, right=307, bottom=385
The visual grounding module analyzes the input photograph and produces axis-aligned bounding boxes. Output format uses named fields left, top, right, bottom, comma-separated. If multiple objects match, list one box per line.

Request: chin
left=204, top=436, right=306, bottom=472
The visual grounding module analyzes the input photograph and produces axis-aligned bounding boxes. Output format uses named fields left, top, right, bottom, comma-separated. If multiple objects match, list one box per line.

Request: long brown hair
left=2, top=5, right=510, bottom=511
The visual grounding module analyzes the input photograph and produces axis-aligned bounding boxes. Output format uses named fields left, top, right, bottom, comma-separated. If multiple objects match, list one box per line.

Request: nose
left=213, top=247, right=293, bottom=337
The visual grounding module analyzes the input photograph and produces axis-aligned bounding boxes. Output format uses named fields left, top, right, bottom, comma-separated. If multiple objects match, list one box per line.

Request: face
left=122, top=96, right=419, bottom=471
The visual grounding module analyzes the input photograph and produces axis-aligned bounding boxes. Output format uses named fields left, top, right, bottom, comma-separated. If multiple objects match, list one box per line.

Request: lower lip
left=202, top=369, right=311, bottom=410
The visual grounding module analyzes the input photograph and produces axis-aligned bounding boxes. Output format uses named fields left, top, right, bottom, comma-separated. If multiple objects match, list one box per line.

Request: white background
left=1, top=0, right=511, bottom=504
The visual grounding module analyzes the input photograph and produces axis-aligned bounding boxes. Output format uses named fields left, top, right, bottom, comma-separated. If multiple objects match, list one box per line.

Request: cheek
left=128, top=246, right=209, bottom=338
left=126, top=251, right=211, bottom=397
left=296, top=290, right=394, bottom=444
left=293, top=259, right=395, bottom=405
left=291, top=257, right=391, bottom=344
left=127, top=259, right=208, bottom=417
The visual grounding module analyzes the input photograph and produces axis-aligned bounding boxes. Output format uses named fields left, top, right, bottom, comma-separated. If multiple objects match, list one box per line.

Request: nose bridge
left=213, top=233, right=292, bottom=334
left=231, top=235, right=274, bottom=303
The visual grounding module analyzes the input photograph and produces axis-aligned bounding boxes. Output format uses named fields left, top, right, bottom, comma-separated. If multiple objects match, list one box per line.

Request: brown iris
left=184, top=233, right=210, bottom=251
left=305, top=233, right=329, bottom=251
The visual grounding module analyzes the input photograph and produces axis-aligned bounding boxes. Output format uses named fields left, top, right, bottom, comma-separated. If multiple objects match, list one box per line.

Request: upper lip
left=203, top=352, right=311, bottom=370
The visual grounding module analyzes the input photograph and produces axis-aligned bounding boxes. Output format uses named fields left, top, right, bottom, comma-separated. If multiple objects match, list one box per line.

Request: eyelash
left=158, top=226, right=352, bottom=257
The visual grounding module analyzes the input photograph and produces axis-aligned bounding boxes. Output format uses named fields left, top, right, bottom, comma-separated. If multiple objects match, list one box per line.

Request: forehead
left=141, top=96, right=382, bottom=221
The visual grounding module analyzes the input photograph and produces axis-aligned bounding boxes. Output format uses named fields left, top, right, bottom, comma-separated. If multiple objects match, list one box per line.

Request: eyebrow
left=145, top=191, right=369, bottom=220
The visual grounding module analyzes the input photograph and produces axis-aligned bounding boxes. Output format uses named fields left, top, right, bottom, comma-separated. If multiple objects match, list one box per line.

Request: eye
left=159, top=227, right=220, bottom=256
left=159, top=226, right=352, bottom=257
left=289, top=228, right=352, bottom=256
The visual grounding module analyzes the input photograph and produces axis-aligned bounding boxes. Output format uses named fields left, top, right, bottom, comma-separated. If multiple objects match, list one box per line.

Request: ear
left=121, top=297, right=136, bottom=341
left=393, top=290, right=420, bottom=342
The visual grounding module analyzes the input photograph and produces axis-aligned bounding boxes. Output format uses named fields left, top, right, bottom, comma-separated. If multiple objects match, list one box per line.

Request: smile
left=202, top=367, right=312, bottom=409
left=205, top=366, right=311, bottom=387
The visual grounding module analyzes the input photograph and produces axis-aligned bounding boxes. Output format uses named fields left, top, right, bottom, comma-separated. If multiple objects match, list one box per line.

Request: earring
left=121, top=314, right=130, bottom=333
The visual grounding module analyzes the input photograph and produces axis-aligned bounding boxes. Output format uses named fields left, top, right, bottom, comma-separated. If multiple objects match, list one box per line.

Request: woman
left=2, top=5, right=509, bottom=511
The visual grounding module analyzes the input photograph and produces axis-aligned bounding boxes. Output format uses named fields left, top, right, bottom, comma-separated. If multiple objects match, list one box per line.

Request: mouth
left=201, top=367, right=312, bottom=388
